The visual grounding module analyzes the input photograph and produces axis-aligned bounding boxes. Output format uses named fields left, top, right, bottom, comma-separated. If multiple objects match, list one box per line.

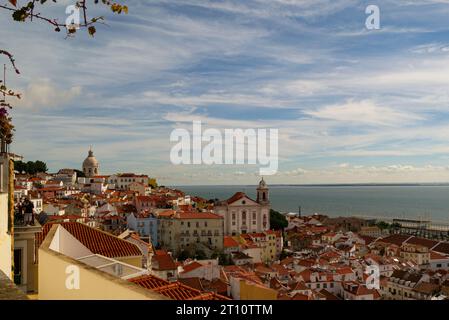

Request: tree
left=270, top=209, right=288, bottom=230
left=279, top=250, right=291, bottom=261
left=34, top=160, right=47, bottom=173
left=13, top=160, right=47, bottom=174
left=194, top=249, right=207, bottom=260
left=177, top=250, right=189, bottom=261
left=1, top=0, right=129, bottom=146
left=148, top=178, right=158, bottom=188
left=376, top=221, right=391, bottom=230
left=74, top=169, right=85, bottom=178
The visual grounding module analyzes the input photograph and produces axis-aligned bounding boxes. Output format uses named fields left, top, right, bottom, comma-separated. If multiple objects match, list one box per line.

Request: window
left=204, top=222, right=208, bottom=227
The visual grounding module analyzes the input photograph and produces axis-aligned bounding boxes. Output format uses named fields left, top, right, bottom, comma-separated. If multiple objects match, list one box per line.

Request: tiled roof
left=225, top=192, right=257, bottom=205
left=377, top=234, right=411, bottom=246
left=413, top=282, right=440, bottom=295
left=405, top=237, right=439, bottom=249
left=319, top=289, right=341, bottom=300
left=201, top=278, right=228, bottom=295
left=360, top=235, right=376, bottom=245
left=433, top=242, right=449, bottom=255
left=178, top=277, right=204, bottom=291
left=129, top=274, right=169, bottom=289
left=153, top=282, right=208, bottom=300
left=181, top=261, right=203, bottom=274
left=223, top=236, right=239, bottom=248
left=36, top=222, right=142, bottom=258
left=430, top=251, right=448, bottom=260
left=176, top=212, right=222, bottom=219
left=390, top=270, right=422, bottom=283
left=130, top=275, right=230, bottom=300
left=152, top=251, right=177, bottom=271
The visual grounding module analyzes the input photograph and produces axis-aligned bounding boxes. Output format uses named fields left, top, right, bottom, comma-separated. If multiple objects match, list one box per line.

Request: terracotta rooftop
left=405, top=237, right=439, bottom=249
left=176, top=211, right=222, bottom=220
left=180, top=261, right=203, bottom=274
left=225, top=192, right=257, bottom=205
left=36, top=222, right=142, bottom=258
left=129, top=274, right=169, bottom=290
left=129, top=274, right=230, bottom=300
left=152, top=250, right=177, bottom=271
left=376, top=234, right=412, bottom=246
left=433, top=242, right=449, bottom=255
left=178, top=277, right=204, bottom=291
left=223, top=236, right=240, bottom=248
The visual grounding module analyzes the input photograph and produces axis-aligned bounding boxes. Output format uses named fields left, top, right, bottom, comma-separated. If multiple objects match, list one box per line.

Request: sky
left=2, top=0, right=449, bottom=185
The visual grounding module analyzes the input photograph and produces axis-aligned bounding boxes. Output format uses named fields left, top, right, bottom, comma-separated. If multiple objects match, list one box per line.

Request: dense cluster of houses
left=273, top=214, right=449, bottom=300
left=10, top=150, right=449, bottom=300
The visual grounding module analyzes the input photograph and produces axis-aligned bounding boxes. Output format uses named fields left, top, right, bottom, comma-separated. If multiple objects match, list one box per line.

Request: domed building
left=82, top=147, right=100, bottom=177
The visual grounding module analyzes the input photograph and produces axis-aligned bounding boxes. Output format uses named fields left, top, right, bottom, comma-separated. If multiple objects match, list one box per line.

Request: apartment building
left=159, top=211, right=224, bottom=256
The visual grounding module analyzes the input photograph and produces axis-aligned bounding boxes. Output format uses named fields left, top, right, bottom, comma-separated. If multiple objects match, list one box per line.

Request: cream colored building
left=400, top=243, right=430, bottom=266
left=215, top=179, right=270, bottom=236
left=38, top=224, right=166, bottom=300
left=38, top=223, right=227, bottom=300
left=159, top=211, right=224, bottom=256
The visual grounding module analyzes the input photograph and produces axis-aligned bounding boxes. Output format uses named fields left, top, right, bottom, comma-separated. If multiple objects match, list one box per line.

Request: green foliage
left=148, top=178, right=158, bottom=188
left=177, top=250, right=189, bottom=261
left=279, top=250, right=292, bottom=261
left=391, top=222, right=401, bottom=229
left=194, top=249, right=207, bottom=260
left=211, top=251, right=231, bottom=265
left=270, top=209, right=288, bottom=230
left=74, top=169, right=85, bottom=178
left=376, top=221, right=391, bottom=230
left=14, top=160, right=48, bottom=174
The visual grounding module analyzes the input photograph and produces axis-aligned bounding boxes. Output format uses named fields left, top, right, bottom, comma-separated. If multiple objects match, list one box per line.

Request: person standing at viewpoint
left=23, top=197, right=35, bottom=226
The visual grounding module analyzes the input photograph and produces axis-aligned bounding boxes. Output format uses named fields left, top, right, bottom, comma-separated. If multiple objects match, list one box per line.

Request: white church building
left=214, top=178, right=270, bottom=236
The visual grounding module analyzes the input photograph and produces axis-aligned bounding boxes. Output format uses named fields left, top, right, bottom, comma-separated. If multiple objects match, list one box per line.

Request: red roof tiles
left=223, top=236, right=239, bottom=248
left=36, top=222, right=142, bottom=258
left=181, top=261, right=203, bottom=274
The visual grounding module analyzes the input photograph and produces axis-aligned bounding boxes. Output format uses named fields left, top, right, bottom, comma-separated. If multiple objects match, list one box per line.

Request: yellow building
left=239, top=231, right=277, bottom=264
left=240, top=279, right=278, bottom=300
left=159, top=211, right=224, bottom=256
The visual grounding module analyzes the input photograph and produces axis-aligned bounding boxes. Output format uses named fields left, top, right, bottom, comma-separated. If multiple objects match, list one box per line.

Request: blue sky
left=2, top=0, right=449, bottom=185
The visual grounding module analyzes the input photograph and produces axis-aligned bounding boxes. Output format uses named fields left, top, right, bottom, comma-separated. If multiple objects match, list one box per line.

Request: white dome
left=83, top=149, right=98, bottom=167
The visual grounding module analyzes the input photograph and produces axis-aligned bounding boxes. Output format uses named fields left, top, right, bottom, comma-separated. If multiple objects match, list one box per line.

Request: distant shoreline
left=173, top=183, right=449, bottom=187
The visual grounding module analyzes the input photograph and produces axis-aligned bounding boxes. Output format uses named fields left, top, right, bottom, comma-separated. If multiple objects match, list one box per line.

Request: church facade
left=214, top=178, right=270, bottom=236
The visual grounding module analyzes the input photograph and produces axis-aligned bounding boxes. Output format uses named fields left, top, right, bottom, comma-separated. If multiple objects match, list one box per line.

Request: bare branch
left=0, top=49, right=20, bottom=74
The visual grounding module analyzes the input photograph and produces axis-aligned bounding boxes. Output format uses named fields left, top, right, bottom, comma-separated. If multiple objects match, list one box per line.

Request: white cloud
left=14, top=80, right=82, bottom=110
left=304, top=100, right=424, bottom=126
